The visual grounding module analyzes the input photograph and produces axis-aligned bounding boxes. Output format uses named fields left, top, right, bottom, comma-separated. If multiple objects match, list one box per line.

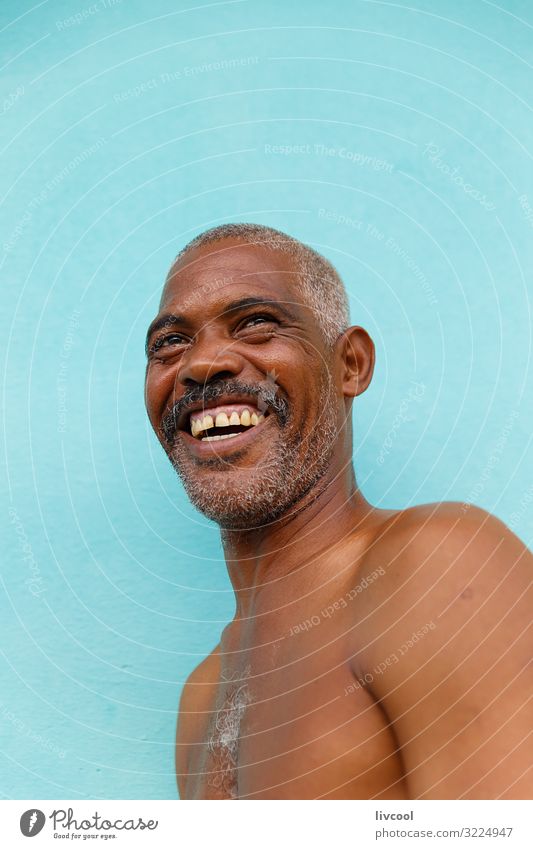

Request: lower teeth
left=201, top=432, right=241, bottom=442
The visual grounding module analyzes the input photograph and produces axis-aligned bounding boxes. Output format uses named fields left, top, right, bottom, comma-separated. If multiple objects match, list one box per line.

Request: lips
left=162, top=392, right=274, bottom=457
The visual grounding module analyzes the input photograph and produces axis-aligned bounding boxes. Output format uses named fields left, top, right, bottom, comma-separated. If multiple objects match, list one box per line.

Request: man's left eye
left=151, top=333, right=187, bottom=352
left=241, top=314, right=277, bottom=328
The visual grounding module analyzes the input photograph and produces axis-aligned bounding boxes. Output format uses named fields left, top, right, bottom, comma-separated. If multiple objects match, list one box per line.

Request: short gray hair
left=175, top=223, right=350, bottom=347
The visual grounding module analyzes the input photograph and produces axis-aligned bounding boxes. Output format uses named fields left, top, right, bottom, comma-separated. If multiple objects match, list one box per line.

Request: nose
left=176, top=329, right=245, bottom=388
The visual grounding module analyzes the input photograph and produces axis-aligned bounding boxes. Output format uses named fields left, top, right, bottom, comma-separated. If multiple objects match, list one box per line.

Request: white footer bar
left=2, top=799, right=531, bottom=848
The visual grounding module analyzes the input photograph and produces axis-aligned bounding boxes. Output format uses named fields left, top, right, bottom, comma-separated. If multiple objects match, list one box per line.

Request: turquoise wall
left=1, top=0, right=532, bottom=799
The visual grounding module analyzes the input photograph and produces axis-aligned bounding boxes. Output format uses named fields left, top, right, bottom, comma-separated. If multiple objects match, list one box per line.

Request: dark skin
left=145, top=237, right=533, bottom=799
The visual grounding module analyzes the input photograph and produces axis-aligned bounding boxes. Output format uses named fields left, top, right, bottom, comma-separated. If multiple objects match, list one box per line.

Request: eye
left=239, top=313, right=278, bottom=330
left=149, top=333, right=188, bottom=355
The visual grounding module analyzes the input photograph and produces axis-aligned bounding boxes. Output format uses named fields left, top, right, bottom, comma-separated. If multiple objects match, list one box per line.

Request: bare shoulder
left=358, top=499, right=532, bottom=664
left=363, top=500, right=532, bottom=594
left=356, top=502, right=533, bottom=798
left=175, top=646, right=221, bottom=797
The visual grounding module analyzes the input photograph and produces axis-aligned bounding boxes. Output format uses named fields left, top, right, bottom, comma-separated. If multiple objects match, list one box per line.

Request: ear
left=336, top=326, right=375, bottom=398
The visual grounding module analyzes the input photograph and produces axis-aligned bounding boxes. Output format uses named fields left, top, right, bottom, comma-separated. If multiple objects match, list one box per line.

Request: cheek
left=145, top=366, right=175, bottom=426
left=287, top=370, right=327, bottom=427
left=268, top=334, right=319, bottom=379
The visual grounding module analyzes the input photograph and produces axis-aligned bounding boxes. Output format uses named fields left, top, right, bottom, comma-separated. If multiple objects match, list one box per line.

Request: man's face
left=144, top=238, right=347, bottom=530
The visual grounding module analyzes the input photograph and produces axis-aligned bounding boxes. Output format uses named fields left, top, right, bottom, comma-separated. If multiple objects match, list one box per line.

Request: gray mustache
left=161, top=379, right=289, bottom=444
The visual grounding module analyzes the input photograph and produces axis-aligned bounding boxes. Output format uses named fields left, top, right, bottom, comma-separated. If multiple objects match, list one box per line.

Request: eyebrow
left=145, top=296, right=299, bottom=354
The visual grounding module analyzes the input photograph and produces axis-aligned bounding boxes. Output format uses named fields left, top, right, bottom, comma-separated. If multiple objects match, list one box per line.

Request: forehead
left=160, top=238, right=303, bottom=311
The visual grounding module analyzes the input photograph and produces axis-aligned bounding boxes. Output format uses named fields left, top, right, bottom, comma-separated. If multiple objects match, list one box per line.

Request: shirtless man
left=144, top=223, right=532, bottom=800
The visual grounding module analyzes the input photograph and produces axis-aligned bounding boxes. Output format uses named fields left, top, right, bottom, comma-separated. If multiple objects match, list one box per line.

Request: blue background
left=1, top=0, right=532, bottom=799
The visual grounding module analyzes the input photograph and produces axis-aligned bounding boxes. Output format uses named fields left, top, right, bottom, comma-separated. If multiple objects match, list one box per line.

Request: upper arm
left=175, top=646, right=220, bottom=798
left=361, top=503, right=533, bottom=799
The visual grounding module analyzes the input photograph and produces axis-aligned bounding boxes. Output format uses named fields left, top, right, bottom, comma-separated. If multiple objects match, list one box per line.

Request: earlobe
left=340, top=326, right=375, bottom=398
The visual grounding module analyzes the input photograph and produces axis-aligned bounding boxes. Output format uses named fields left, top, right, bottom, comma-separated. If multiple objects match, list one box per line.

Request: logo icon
left=20, top=809, right=45, bottom=837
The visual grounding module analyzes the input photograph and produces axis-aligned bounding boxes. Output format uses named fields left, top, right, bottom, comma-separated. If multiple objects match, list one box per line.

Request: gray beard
left=166, top=373, right=339, bottom=531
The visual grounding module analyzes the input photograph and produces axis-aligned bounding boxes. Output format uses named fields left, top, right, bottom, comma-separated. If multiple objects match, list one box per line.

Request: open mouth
left=187, top=403, right=268, bottom=442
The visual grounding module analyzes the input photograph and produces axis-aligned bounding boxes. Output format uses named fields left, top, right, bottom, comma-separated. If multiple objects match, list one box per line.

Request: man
left=144, top=223, right=532, bottom=800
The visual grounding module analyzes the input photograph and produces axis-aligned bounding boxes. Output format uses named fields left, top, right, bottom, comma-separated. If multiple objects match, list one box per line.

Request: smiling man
left=144, top=223, right=532, bottom=800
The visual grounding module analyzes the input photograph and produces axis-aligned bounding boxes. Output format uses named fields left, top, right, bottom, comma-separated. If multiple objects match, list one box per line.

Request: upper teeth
left=190, top=408, right=264, bottom=439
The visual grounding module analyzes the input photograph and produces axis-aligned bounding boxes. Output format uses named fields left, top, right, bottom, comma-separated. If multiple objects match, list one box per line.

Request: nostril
left=209, top=370, right=236, bottom=384
left=183, top=370, right=235, bottom=389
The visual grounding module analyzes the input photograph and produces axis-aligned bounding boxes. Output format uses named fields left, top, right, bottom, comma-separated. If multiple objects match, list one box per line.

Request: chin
left=179, top=457, right=332, bottom=532
left=180, top=475, right=286, bottom=530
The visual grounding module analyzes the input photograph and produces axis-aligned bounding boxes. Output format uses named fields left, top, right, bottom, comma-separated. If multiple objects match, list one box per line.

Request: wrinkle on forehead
left=160, top=241, right=301, bottom=310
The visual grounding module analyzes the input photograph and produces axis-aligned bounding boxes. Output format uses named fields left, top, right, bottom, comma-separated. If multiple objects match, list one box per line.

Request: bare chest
left=184, top=649, right=406, bottom=800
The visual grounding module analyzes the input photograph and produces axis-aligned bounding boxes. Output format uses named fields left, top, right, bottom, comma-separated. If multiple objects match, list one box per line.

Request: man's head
left=144, top=223, right=375, bottom=530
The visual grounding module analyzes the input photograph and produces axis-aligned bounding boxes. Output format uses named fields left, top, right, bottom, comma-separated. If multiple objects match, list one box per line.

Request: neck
left=220, top=456, right=373, bottom=620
